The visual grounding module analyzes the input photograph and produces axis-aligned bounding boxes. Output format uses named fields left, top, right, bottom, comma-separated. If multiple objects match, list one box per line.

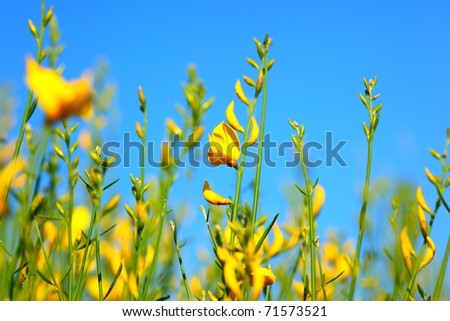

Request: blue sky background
left=1, top=0, right=450, bottom=294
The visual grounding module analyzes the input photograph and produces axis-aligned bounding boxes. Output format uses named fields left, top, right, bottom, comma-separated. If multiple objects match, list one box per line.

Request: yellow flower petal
left=25, top=57, right=93, bottom=122
left=166, top=119, right=182, bottom=136
left=202, top=180, right=232, bottom=206
left=235, top=79, right=250, bottom=106
left=223, top=259, right=241, bottom=299
left=247, top=116, right=259, bottom=146
left=313, top=184, right=326, bottom=218
left=416, top=186, right=432, bottom=214
left=225, top=101, right=244, bottom=133
left=266, top=223, right=284, bottom=258
left=208, top=122, right=241, bottom=168
left=417, top=205, right=427, bottom=239
left=420, top=236, right=436, bottom=270
left=400, top=226, right=415, bottom=271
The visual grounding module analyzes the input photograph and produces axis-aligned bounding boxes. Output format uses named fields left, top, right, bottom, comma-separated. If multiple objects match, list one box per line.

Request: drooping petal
left=417, top=205, right=428, bottom=239
left=202, top=180, right=232, bottom=205
left=225, top=101, right=244, bottom=133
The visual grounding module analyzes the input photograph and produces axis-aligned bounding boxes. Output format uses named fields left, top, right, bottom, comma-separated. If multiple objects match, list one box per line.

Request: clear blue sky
left=1, top=0, right=450, bottom=289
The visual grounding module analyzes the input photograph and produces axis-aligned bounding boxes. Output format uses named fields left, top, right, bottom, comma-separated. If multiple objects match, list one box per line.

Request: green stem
left=94, top=227, right=103, bottom=301
left=171, top=222, right=192, bottom=301
left=250, top=52, right=269, bottom=236
left=432, top=233, right=450, bottom=300
left=277, top=247, right=302, bottom=300
left=66, top=134, right=75, bottom=300
left=74, top=204, right=98, bottom=300
left=230, top=100, right=256, bottom=245
left=34, top=220, right=64, bottom=300
left=301, top=161, right=316, bottom=300
left=348, top=137, right=373, bottom=300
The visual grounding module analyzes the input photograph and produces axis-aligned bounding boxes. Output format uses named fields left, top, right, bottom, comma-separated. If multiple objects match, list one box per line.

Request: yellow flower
left=417, top=205, right=428, bottom=239
left=166, top=119, right=182, bottom=136
left=25, top=57, right=93, bottom=122
left=400, top=226, right=416, bottom=271
left=43, top=221, right=58, bottom=248
left=312, top=184, right=325, bottom=218
left=251, top=265, right=276, bottom=300
left=225, top=101, right=244, bottom=133
left=416, top=186, right=432, bottom=214
left=420, top=236, right=436, bottom=269
left=235, top=79, right=250, bottom=106
left=265, top=223, right=284, bottom=258
left=0, top=159, right=26, bottom=216
left=161, top=141, right=174, bottom=168
left=78, top=129, right=92, bottom=151
left=208, top=122, right=241, bottom=168
left=247, top=116, right=259, bottom=146
left=202, top=180, right=232, bottom=205
left=64, top=206, right=90, bottom=246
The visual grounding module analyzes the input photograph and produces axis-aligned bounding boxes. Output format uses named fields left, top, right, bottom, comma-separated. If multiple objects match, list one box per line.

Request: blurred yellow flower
left=166, top=119, right=182, bottom=136
left=64, top=206, right=90, bottom=246
left=79, top=129, right=92, bottom=151
left=202, top=180, right=232, bottom=206
left=312, top=184, right=325, bottom=218
left=25, top=57, right=93, bottom=122
left=208, top=122, right=240, bottom=168
left=161, top=141, right=174, bottom=168
left=0, top=159, right=26, bottom=217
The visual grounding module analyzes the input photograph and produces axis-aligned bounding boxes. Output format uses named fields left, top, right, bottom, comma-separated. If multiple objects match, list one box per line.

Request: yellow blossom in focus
left=416, top=186, right=432, bottom=214
left=420, top=236, right=436, bottom=269
left=400, top=226, right=415, bottom=271
left=25, top=57, right=93, bottom=122
left=247, top=116, right=259, bottom=146
left=202, top=180, right=232, bottom=205
left=225, top=101, right=244, bottom=133
left=208, top=122, right=241, bottom=168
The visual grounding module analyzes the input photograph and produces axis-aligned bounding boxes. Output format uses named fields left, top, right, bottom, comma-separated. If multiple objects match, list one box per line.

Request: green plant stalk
left=230, top=100, right=256, bottom=245
left=141, top=182, right=168, bottom=299
left=250, top=52, right=269, bottom=236
left=277, top=247, right=302, bottom=300
left=94, top=226, right=104, bottom=301
left=172, top=225, right=192, bottom=301
left=315, top=247, right=327, bottom=301
left=3, top=0, right=46, bottom=213
left=34, top=220, right=64, bottom=300
left=66, top=133, right=75, bottom=300
left=433, top=233, right=450, bottom=300
left=7, top=121, right=51, bottom=299
left=299, top=148, right=316, bottom=301
left=74, top=204, right=98, bottom=300
left=348, top=137, right=373, bottom=300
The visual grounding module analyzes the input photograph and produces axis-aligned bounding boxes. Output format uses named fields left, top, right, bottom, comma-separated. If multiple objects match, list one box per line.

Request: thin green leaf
left=36, top=269, right=54, bottom=286
left=103, top=178, right=120, bottom=191
left=103, top=262, right=123, bottom=300
left=255, top=213, right=280, bottom=252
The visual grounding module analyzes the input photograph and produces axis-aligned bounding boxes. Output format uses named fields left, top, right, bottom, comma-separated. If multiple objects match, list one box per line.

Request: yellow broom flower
left=312, top=184, right=326, bottom=218
left=25, top=57, right=93, bottom=122
left=202, top=180, right=232, bottom=205
left=420, top=236, right=436, bottom=269
left=251, top=265, right=276, bottom=300
left=416, top=186, right=432, bottom=214
left=166, top=119, right=182, bottom=136
left=265, top=223, right=284, bottom=258
left=223, top=255, right=241, bottom=299
left=0, top=159, right=26, bottom=216
left=417, top=205, right=428, bottom=239
left=208, top=122, right=241, bottom=168
left=400, top=226, right=415, bottom=271
left=235, top=79, right=250, bottom=106
left=225, top=101, right=244, bottom=133
left=247, top=116, right=259, bottom=146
